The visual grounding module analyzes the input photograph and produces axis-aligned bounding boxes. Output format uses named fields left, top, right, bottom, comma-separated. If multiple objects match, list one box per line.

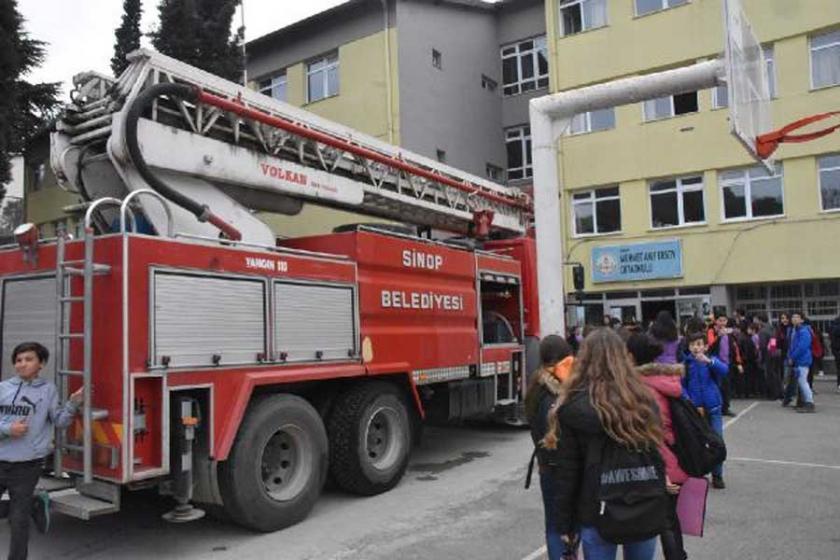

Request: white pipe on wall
left=529, top=60, right=724, bottom=337
left=380, top=0, right=394, bottom=144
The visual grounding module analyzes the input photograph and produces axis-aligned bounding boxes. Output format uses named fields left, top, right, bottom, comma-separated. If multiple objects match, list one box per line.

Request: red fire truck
left=0, top=50, right=540, bottom=531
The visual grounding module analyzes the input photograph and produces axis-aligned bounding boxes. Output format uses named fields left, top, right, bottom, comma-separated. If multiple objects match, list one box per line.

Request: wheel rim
left=259, top=424, right=312, bottom=502
left=364, top=406, right=404, bottom=472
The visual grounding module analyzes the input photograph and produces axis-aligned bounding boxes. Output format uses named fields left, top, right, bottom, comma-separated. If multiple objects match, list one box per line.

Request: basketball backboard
left=724, top=0, right=774, bottom=172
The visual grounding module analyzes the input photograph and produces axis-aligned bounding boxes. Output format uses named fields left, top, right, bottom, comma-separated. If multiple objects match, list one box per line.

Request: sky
left=18, top=0, right=350, bottom=96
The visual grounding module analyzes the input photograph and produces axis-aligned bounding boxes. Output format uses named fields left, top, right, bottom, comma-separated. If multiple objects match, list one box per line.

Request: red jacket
left=639, top=363, right=689, bottom=485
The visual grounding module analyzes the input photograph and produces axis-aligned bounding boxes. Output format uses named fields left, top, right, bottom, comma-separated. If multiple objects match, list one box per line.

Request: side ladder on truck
left=46, top=199, right=123, bottom=519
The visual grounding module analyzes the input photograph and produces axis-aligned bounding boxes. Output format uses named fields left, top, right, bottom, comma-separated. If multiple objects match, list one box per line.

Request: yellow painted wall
left=255, top=28, right=402, bottom=236
left=279, top=28, right=400, bottom=144
left=545, top=0, right=840, bottom=293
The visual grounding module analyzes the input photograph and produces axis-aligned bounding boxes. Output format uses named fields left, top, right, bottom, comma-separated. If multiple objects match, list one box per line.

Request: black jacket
left=551, top=388, right=665, bottom=535
left=524, top=369, right=564, bottom=468
left=551, top=389, right=609, bottom=534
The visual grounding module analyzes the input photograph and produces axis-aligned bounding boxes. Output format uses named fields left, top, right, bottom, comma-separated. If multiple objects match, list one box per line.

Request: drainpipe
left=380, top=0, right=395, bottom=144
left=529, top=60, right=724, bottom=337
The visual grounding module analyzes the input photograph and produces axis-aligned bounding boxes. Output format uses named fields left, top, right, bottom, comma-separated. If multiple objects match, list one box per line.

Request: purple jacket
left=654, top=338, right=681, bottom=365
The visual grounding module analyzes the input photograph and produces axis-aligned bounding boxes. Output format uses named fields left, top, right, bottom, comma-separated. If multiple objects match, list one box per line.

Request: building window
left=569, top=108, right=615, bottom=135
left=505, top=125, right=532, bottom=181
left=432, top=49, right=442, bottom=70
left=714, top=46, right=775, bottom=109
left=811, top=30, right=840, bottom=89
left=572, top=186, right=621, bottom=236
left=436, top=149, right=446, bottom=163
left=486, top=163, right=504, bottom=182
left=649, top=175, right=705, bottom=228
left=819, top=154, right=840, bottom=211
left=559, top=0, right=607, bottom=36
left=258, top=73, right=287, bottom=102
left=635, top=0, right=688, bottom=17
left=719, top=164, right=784, bottom=221
left=644, top=91, right=698, bottom=121
left=307, top=52, right=339, bottom=103
left=481, top=74, right=498, bottom=92
left=501, top=36, right=548, bottom=96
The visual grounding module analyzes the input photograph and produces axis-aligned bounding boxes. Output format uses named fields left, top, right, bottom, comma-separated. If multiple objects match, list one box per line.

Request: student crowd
left=529, top=308, right=828, bottom=560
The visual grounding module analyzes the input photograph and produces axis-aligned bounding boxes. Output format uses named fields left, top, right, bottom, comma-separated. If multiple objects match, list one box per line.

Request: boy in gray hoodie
left=0, top=342, right=82, bottom=560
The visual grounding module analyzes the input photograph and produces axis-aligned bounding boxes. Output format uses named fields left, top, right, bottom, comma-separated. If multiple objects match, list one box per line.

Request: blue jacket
left=0, top=376, right=78, bottom=462
left=787, top=325, right=813, bottom=367
left=682, top=354, right=729, bottom=409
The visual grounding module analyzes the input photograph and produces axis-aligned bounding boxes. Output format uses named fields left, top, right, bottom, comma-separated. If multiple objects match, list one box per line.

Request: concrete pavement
left=2, top=379, right=839, bottom=559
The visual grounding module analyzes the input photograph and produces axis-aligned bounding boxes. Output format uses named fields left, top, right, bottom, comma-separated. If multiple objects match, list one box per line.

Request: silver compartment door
left=274, top=282, right=356, bottom=362
left=1, top=277, right=57, bottom=383
left=153, top=273, right=266, bottom=368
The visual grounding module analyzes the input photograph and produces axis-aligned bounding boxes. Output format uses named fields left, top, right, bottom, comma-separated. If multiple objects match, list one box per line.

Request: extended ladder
left=53, top=50, right=531, bottom=237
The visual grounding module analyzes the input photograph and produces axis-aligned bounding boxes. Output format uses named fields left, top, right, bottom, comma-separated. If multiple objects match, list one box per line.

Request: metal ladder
left=54, top=221, right=111, bottom=484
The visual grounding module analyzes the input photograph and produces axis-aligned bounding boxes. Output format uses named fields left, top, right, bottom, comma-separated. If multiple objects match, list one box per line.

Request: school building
left=545, top=0, right=840, bottom=336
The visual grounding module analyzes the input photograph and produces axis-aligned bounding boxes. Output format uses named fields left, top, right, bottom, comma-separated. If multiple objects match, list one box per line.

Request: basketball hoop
left=755, top=111, right=840, bottom=159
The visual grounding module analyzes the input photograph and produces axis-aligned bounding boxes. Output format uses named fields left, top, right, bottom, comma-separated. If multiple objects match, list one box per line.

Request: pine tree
left=111, top=0, right=144, bottom=77
left=150, top=0, right=243, bottom=82
left=0, top=0, right=61, bottom=198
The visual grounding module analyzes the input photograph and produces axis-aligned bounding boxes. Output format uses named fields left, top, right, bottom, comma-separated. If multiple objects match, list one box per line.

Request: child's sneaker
left=31, top=491, right=50, bottom=534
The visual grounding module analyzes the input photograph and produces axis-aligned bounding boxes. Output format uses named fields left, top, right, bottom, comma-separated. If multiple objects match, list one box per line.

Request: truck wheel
left=218, top=394, right=327, bottom=532
left=328, top=382, right=412, bottom=495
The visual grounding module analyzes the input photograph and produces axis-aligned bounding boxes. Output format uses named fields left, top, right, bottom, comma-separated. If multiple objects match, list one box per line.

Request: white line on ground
left=724, top=401, right=759, bottom=429
left=520, top=544, right=547, bottom=560
left=729, top=457, right=840, bottom=471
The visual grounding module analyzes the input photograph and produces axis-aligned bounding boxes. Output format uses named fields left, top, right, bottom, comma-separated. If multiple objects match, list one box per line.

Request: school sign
left=591, top=240, right=683, bottom=283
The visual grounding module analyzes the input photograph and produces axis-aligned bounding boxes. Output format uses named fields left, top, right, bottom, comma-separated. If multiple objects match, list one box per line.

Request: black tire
left=218, top=394, right=327, bottom=532
left=328, top=382, right=412, bottom=496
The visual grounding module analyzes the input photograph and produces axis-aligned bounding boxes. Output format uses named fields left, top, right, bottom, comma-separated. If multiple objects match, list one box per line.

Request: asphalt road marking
left=724, top=401, right=760, bottom=429
left=520, top=545, right=547, bottom=560
left=728, top=457, right=840, bottom=471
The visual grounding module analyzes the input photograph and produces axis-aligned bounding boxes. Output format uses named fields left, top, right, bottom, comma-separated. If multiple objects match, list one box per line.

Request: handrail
left=120, top=189, right=174, bottom=237
left=84, top=197, right=136, bottom=234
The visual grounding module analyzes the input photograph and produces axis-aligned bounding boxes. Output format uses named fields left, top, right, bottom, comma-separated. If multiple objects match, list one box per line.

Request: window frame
left=258, top=72, right=288, bottom=102
left=500, top=36, right=549, bottom=97
left=810, top=29, right=840, bottom=90
left=719, top=164, right=786, bottom=223
left=558, top=0, right=607, bottom=37
left=634, top=0, right=689, bottom=18
left=571, top=186, right=622, bottom=237
left=643, top=91, right=699, bottom=121
left=818, top=154, right=840, bottom=213
left=306, top=52, right=340, bottom=104
left=568, top=108, right=616, bottom=135
left=486, top=163, right=504, bottom=182
left=648, top=175, right=707, bottom=230
left=505, top=125, right=532, bottom=181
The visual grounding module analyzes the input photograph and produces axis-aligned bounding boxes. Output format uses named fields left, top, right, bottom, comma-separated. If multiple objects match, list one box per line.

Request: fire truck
left=0, top=50, right=542, bottom=531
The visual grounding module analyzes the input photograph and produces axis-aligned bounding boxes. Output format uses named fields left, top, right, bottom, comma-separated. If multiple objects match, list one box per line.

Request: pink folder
left=677, top=477, right=710, bottom=537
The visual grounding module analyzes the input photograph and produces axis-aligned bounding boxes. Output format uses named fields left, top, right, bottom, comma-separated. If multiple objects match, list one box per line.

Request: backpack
left=810, top=327, right=824, bottom=359
left=668, top=397, right=727, bottom=477
left=594, top=437, right=668, bottom=544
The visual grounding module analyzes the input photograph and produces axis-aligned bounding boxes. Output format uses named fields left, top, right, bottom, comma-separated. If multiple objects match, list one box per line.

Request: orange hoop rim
left=756, top=111, right=840, bottom=159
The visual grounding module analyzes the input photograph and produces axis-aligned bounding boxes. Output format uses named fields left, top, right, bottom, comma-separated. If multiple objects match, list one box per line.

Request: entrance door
left=609, top=300, right=640, bottom=325
left=642, top=300, right=678, bottom=328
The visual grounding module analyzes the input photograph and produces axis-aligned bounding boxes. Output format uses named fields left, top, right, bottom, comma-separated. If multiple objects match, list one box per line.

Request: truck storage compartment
left=151, top=272, right=267, bottom=368
left=1, top=275, right=58, bottom=383
left=273, top=281, right=357, bottom=362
